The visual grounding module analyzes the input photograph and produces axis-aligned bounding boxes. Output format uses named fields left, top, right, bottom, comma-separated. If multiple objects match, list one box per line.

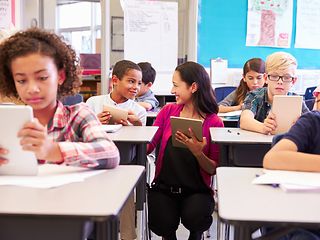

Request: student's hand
left=126, top=110, right=142, bottom=126
left=97, top=111, right=111, bottom=125
left=18, top=118, right=62, bottom=162
left=0, top=147, right=9, bottom=165
left=175, top=128, right=206, bottom=157
left=262, top=112, right=277, bottom=135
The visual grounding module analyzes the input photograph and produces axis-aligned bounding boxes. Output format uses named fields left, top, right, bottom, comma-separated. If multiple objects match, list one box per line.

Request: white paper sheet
left=0, top=164, right=105, bottom=189
left=295, top=0, right=320, bottom=49
left=246, top=0, right=293, bottom=48
left=252, top=169, right=320, bottom=192
left=218, top=110, right=242, bottom=117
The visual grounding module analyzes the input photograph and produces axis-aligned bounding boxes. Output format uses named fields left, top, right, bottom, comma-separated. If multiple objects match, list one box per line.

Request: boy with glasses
left=240, top=52, right=309, bottom=134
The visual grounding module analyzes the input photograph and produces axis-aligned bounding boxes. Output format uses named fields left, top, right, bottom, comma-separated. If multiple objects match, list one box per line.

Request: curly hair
left=0, top=28, right=81, bottom=99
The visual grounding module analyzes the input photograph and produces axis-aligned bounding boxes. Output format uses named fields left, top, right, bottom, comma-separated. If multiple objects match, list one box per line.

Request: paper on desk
left=100, top=124, right=123, bottom=133
left=252, top=169, right=320, bottom=192
left=0, top=164, right=105, bottom=188
left=218, top=110, right=242, bottom=117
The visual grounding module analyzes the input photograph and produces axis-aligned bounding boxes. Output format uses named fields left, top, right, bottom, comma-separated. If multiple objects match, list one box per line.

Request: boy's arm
left=137, top=101, right=153, bottom=111
left=263, top=139, right=320, bottom=172
left=240, top=110, right=265, bottom=133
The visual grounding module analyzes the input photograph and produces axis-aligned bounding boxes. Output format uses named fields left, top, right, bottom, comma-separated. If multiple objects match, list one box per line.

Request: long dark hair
left=235, top=58, right=265, bottom=104
left=175, top=62, right=218, bottom=118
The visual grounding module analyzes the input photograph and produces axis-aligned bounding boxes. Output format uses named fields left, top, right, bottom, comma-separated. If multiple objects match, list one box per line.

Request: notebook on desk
left=0, top=105, right=38, bottom=176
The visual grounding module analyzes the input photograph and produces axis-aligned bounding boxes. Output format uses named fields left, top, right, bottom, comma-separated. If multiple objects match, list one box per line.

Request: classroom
left=0, top=0, right=320, bottom=240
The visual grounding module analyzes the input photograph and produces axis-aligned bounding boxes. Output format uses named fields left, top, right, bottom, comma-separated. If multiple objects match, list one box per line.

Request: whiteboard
left=122, top=0, right=178, bottom=88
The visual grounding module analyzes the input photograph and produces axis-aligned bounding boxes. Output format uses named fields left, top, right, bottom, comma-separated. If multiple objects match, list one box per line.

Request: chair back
left=305, top=98, right=315, bottom=111
left=214, top=86, right=237, bottom=103
left=304, top=86, right=317, bottom=100
left=61, top=94, right=83, bottom=106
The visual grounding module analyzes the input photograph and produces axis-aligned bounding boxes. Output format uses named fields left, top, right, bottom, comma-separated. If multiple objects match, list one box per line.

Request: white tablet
left=272, top=95, right=303, bottom=134
left=170, top=116, right=203, bottom=148
left=0, top=105, right=38, bottom=175
left=103, top=105, right=128, bottom=124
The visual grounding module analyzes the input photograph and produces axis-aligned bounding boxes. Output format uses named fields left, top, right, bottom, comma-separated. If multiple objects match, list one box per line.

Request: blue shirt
left=283, top=111, right=320, bottom=154
left=136, top=89, right=159, bottom=110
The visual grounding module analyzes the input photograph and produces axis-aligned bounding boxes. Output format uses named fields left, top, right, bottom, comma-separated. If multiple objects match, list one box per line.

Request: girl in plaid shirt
left=0, top=28, right=119, bottom=169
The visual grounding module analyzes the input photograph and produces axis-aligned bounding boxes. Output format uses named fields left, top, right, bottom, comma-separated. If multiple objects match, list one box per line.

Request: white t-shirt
left=86, top=93, right=147, bottom=126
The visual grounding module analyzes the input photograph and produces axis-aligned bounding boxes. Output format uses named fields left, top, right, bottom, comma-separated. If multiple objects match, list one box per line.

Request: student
left=263, top=111, right=320, bottom=239
left=240, top=52, right=309, bottom=135
left=86, top=59, right=147, bottom=240
left=136, top=62, right=159, bottom=111
left=0, top=28, right=120, bottom=239
left=0, top=28, right=119, bottom=168
left=219, top=58, right=265, bottom=113
left=147, top=61, right=224, bottom=240
left=86, top=59, right=147, bottom=126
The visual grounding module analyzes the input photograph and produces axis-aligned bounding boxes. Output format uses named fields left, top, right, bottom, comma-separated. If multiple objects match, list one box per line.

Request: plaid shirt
left=243, top=87, right=309, bottom=122
left=47, top=101, right=119, bottom=168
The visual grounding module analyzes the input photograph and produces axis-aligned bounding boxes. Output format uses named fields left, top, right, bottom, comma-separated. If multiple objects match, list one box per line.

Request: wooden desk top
left=108, top=126, right=158, bottom=143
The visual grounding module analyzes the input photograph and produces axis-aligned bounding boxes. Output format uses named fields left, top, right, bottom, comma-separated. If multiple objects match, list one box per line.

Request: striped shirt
left=47, top=101, right=120, bottom=168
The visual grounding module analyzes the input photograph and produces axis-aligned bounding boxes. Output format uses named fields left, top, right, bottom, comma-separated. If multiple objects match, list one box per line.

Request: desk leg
left=136, top=143, right=147, bottom=240
left=96, top=216, right=119, bottom=240
left=219, top=144, right=229, bottom=166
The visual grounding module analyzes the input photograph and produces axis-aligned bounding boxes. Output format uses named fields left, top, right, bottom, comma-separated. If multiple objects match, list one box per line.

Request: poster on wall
left=295, top=0, right=320, bottom=49
left=0, top=0, right=14, bottom=29
left=246, top=0, right=293, bottom=48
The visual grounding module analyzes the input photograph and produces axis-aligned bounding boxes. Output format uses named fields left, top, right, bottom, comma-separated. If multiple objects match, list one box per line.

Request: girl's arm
left=264, top=139, right=320, bottom=172
left=219, top=104, right=242, bottom=113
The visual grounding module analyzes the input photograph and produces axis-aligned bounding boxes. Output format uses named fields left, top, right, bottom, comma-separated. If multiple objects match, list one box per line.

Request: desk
left=146, top=108, right=161, bottom=126
left=0, top=165, right=144, bottom=240
left=210, top=128, right=273, bottom=167
left=216, top=167, right=320, bottom=239
left=108, top=126, right=158, bottom=240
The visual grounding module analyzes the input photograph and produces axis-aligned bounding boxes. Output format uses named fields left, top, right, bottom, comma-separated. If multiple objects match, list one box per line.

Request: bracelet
left=317, top=99, right=320, bottom=103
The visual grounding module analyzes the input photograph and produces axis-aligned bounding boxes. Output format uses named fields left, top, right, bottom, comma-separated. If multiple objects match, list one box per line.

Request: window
left=57, top=2, right=101, bottom=54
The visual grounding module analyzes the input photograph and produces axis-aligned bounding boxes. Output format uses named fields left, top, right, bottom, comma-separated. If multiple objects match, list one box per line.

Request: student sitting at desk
left=86, top=59, right=147, bottom=240
left=240, top=52, right=309, bottom=135
left=0, top=28, right=119, bottom=168
left=147, top=62, right=223, bottom=240
left=313, top=86, right=320, bottom=110
left=219, top=58, right=265, bottom=113
left=0, top=28, right=120, bottom=238
left=136, top=62, right=159, bottom=111
left=263, top=111, right=320, bottom=239
left=86, top=59, right=147, bottom=126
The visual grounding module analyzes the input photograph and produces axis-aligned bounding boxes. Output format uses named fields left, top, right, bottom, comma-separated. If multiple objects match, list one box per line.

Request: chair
left=305, top=98, right=315, bottom=111
left=61, top=94, right=83, bottom=106
left=214, top=86, right=237, bottom=103
left=304, top=86, right=317, bottom=100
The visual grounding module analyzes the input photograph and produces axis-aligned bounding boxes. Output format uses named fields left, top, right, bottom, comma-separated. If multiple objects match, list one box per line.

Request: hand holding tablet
left=103, top=105, right=129, bottom=124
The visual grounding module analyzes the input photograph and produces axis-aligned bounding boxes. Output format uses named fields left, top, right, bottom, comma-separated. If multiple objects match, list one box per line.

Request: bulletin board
left=197, top=0, right=320, bottom=69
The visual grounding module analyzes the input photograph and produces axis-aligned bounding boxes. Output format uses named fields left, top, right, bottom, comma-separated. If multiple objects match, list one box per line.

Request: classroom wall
left=198, top=0, right=320, bottom=69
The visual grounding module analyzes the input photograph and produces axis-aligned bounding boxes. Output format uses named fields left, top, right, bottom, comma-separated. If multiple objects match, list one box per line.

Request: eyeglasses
left=267, top=75, right=294, bottom=83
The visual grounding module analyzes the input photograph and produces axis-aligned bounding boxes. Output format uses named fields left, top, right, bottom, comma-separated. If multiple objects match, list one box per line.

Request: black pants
left=148, top=186, right=214, bottom=239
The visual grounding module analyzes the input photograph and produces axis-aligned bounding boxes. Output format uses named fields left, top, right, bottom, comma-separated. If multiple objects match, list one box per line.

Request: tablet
left=103, top=105, right=128, bottom=124
left=0, top=105, right=38, bottom=175
left=170, top=116, right=203, bottom=148
left=272, top=95, right=303, bottom=134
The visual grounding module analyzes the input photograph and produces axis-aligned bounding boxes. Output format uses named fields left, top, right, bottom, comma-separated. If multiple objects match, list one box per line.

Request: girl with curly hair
left=0, top=28, right=119, bottom=169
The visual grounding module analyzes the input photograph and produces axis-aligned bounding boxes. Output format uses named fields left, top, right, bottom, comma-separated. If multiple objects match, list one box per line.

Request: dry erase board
left=198, top=0, right=320, bottom=69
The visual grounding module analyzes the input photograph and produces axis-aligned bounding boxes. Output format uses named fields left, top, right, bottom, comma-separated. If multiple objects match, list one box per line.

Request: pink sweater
left=147, top=104, right=224, bottom=188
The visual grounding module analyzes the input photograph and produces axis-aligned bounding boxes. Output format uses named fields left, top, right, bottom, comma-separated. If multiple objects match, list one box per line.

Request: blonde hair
left=266, top=52, right=297, bottom=73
